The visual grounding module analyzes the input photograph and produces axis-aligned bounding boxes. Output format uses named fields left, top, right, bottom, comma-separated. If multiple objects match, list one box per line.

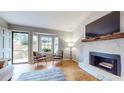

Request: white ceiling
left=0, top=11, right=91, bottom=32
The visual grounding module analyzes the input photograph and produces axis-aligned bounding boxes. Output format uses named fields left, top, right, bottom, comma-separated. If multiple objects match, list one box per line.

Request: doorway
left=12, top=32, right=29, bottom=64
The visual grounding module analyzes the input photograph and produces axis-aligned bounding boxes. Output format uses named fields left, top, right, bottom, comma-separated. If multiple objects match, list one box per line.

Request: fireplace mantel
left=81, top=32, right=124, bottom=42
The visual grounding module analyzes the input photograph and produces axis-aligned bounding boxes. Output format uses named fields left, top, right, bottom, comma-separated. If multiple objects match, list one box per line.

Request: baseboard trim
left=62, top=58, right=70, bottom=60
left=72, top=59, right=79, bottom=63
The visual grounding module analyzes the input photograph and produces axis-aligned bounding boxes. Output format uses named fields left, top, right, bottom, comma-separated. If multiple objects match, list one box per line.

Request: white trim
left=62, top=58, right=70, bottom=60
left=28, top=32, right=33, bottom=64
left=72, top=59, right=79, bottom=63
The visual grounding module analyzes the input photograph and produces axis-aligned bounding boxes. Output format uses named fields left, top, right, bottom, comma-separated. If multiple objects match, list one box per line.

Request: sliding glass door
left=12, top=32, right=29, bottom=64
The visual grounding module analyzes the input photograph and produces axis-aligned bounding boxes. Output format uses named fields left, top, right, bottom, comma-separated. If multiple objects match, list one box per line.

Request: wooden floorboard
left=12, top=60, right=97, bottom=81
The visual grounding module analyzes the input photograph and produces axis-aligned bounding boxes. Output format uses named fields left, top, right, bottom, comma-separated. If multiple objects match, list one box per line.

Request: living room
left=0, top=11, right=124, bottom=81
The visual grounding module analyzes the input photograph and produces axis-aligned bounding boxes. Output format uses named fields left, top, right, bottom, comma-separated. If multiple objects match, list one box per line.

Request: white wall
left=72, top=11, right=124, bottom=80
left=0, top=18, right=8, bottom=28
left=72, top=11, right=112, bottom=61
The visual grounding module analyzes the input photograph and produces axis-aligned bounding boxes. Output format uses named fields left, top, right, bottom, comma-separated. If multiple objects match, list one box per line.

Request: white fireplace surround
left=78, top=38, right=124, bottom=81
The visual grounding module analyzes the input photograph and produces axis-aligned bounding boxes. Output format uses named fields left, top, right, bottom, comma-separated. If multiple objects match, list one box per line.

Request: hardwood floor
left=12, top=60, right=97, bottom=81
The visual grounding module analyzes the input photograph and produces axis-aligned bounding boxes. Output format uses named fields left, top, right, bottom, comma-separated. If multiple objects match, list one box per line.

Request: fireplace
left=89, top=52, right=121, bottom=76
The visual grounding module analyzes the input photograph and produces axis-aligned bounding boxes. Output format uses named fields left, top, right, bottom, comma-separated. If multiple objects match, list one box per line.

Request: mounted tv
left=86, top=11, right=120, bottom=39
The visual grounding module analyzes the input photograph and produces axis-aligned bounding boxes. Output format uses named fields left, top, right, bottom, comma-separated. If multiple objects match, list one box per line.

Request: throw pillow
left=0, top=61, right=4, bottom=69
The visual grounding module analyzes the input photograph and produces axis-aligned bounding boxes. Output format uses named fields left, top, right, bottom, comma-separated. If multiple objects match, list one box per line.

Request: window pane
left=33, top=35, right=38, bottom=51
left=13, top=32, right=29, bottom=63
left=41, top=36, right=52, bottom=52
left=39, top=35, right=59, bottom=54
left=54, top=37, right=59, bottom=54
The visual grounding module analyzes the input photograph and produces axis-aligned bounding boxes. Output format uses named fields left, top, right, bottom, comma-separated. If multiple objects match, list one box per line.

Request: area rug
left=17, top=67, right=65, bottom=81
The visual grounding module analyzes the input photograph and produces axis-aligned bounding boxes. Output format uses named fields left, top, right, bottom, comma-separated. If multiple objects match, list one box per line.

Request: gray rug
left=17, top=67, right=65, bottom=81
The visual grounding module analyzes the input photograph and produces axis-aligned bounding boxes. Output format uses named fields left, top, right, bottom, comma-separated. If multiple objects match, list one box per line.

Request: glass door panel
left=12, top=32, right=29, bottom=64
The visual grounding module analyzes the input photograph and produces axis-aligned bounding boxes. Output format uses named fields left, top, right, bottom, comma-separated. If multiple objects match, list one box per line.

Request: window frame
left=32, top=34, right=39, bottom=52
left=40, top=35, right=53, bottom=53
left=34, top=34, right=59, bottom=54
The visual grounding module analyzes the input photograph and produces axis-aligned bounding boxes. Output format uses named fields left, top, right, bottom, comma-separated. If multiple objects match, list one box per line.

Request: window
left=33, top=35, right=38, bottom=51
left=33, top=34, right=59, bottom=54
left=40, top=36, right=52, bottom=52
left=54, top=37, right=59, bottom=54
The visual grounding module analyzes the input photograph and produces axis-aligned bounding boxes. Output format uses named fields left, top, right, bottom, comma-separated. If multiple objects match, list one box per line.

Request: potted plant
left=42, top=48, right=51, bottom=53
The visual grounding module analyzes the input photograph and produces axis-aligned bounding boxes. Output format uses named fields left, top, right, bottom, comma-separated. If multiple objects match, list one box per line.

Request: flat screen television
left=86, top=11, right=120, bottom=39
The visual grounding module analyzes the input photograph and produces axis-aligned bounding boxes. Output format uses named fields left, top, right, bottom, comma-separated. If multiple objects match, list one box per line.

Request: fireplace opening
left=89, top=52, right=121, bottom=76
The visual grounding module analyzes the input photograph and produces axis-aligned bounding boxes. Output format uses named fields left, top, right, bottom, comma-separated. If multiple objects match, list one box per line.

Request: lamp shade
left=68, top=42, right=74, bottom=47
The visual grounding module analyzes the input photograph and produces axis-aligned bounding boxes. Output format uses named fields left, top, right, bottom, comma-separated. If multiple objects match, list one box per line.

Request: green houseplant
left=42, top=48, right=51, bottom=52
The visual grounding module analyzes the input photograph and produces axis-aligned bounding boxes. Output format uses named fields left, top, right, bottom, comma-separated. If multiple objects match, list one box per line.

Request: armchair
left=53, top=50, right=63, bottom=63
left=33, top=51, right=46, bottom=65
